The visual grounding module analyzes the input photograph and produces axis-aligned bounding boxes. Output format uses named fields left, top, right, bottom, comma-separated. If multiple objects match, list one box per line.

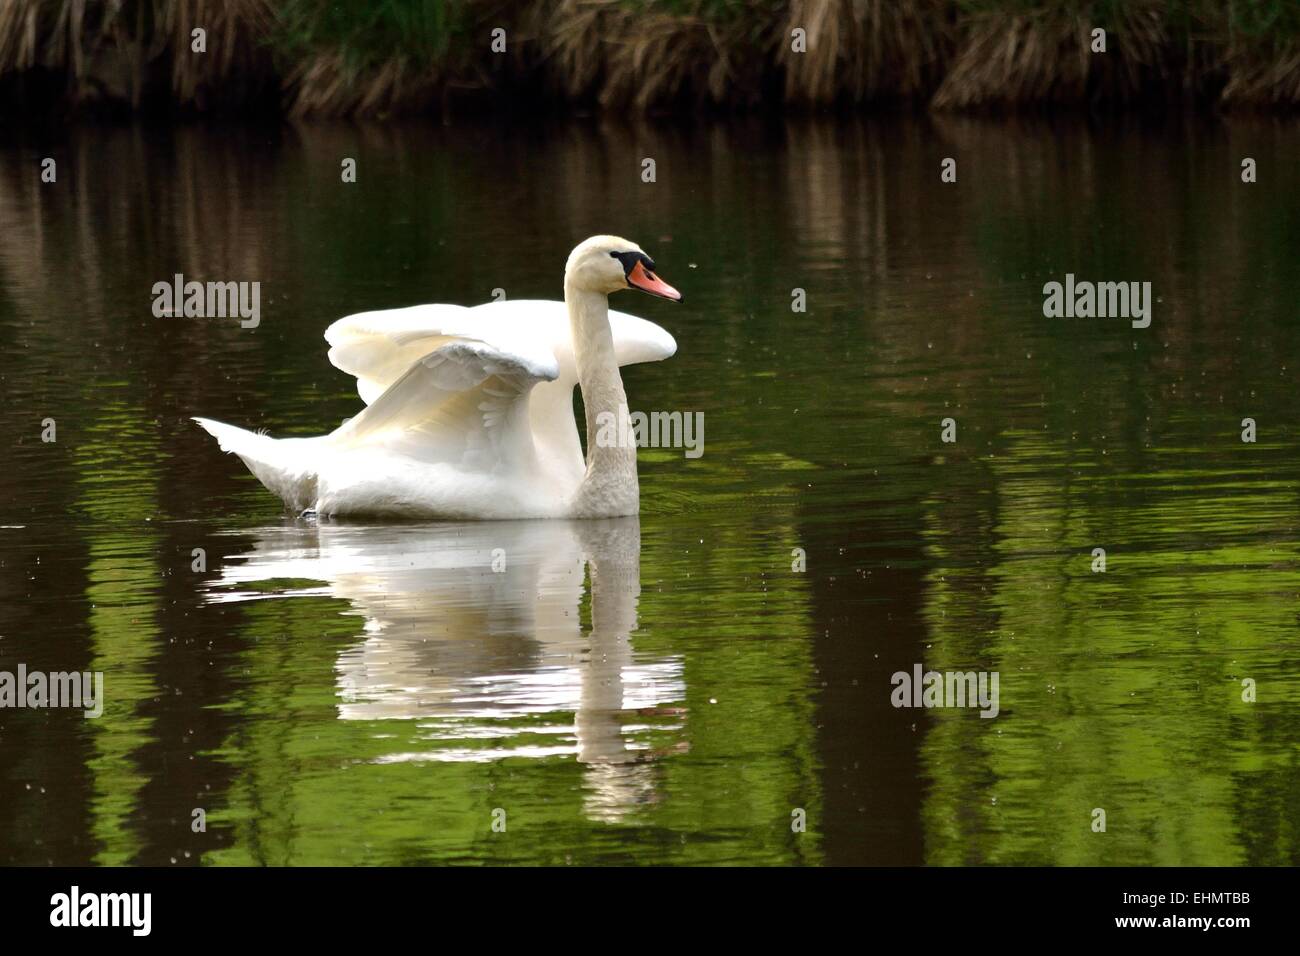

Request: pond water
left=1, top=115, right=1298, bottom=865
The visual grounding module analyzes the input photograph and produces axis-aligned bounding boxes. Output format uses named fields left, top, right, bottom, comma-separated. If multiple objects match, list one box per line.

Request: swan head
left=565, top=235, right=682, bottom=302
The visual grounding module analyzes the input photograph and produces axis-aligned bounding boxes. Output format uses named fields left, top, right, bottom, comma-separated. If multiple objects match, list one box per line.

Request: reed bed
left=1, top=0, right=1298, bottom=116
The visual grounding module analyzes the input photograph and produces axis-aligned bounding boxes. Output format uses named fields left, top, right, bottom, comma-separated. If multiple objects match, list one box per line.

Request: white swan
left=194, top=235, right=682, bottom=519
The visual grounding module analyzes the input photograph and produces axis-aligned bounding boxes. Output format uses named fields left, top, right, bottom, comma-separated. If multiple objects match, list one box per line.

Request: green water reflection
left=0, top=115, right=1297, bottom=865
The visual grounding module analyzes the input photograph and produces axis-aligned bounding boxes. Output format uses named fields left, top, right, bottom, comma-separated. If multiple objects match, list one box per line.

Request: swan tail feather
left=193, top=417, right=319, bottom=512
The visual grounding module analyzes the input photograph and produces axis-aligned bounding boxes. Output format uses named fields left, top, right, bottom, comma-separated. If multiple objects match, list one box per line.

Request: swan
left=194, top=235, right=682, bottom=519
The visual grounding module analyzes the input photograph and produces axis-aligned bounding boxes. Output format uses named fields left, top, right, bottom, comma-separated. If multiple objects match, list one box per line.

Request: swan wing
left=330, top=338, right=559, bottom=474
left=325, top=299, right=676, bottom=405
left=325, top=304, right=478, bottom=405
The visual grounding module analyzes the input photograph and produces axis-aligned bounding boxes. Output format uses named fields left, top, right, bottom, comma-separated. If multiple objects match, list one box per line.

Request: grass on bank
left=1, top=0, right=1298, bottom=116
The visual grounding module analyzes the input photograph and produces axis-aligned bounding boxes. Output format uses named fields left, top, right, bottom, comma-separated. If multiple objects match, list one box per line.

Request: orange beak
left=627, top=259, right=682, bottom=302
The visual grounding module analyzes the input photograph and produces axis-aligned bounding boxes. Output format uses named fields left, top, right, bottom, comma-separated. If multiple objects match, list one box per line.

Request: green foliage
left=272, top=0, right=477, bottom=73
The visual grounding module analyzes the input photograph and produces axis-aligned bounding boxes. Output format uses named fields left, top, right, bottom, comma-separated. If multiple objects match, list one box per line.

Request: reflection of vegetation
left=75, top=396, right=165, bottom=865
left=4, top=1, right=1300, bottom=116
left=918, top=428, right=1300, bottom=865
left=636, top=512, right=823, bottom=864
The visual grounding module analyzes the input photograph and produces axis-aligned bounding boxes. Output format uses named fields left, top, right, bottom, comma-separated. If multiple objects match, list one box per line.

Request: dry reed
left=1, top=0, right=1298, bottom=116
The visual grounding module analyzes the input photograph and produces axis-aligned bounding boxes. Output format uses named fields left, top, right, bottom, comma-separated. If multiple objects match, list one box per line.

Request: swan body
left=195, top=236, right=682, bottom=519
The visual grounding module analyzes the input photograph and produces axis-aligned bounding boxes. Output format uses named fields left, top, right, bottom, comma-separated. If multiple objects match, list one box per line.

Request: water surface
left=1, top=116, right=1299, bottom=865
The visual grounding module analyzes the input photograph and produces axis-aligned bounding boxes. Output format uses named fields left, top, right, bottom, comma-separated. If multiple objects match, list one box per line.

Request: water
left=1, top=116, right=1298, bottom=865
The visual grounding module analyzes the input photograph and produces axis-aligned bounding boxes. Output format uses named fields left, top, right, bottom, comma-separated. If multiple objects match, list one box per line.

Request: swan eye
left=610, top=250, right=655, bottom=278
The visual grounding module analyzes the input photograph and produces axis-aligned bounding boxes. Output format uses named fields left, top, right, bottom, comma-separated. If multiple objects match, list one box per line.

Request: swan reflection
left=208, top=516, right=685, bottom=821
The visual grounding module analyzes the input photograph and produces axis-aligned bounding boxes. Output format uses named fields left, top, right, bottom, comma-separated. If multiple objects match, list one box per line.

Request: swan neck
left=566, top=281, right=638, bottom=516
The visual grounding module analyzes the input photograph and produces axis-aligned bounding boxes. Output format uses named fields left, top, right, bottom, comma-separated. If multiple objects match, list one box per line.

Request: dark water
left=2, top=116, right=1299, bottom=865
